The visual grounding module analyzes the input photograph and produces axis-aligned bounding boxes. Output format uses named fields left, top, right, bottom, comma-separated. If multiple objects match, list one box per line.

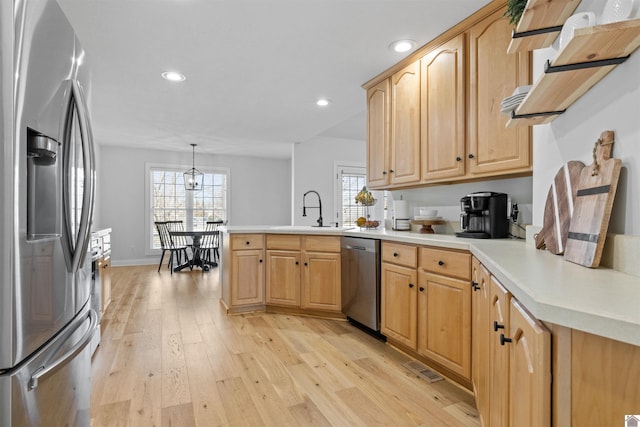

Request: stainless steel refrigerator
left=1, top=0, right=98, bottom=425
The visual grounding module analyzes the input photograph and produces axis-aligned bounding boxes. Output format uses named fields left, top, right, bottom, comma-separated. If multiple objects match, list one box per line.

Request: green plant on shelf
left=505, top=0, right=527, bottom=26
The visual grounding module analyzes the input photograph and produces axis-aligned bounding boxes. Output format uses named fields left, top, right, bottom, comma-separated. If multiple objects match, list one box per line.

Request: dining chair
left=166, top=220, right=191, bottom=249
left=155, top=221, right=191, bottom=274
left=198, top=220, right=223, bottom=267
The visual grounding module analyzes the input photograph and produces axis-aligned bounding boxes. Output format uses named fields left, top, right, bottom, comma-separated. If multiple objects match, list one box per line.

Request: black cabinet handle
left=259, top=259, right=263, bottom=263
left=438, top=260, right=444, bottom=266
left=304, top=262, right=308, bottom=266
left=383, top=171, right=387, bottom=175
left=389, top=169, right=394, bottom=173
left=500, top=334, right=512, bottom=346
left=409, top=283, right=414, bottom=288
left=456, top=156, right=462, bottom=162
left=246, top=241, right=250, bottom=245
left=471, top=281, right=480, bottom=291
left=295, top=261, right=299, bottom=265
left=393, top=252, right=398, bottom=257
left=468, top=154, right=475, bottom=159
left=493, top=321, right=504, bottom=332
left=419, top=287, right=425, bottom=292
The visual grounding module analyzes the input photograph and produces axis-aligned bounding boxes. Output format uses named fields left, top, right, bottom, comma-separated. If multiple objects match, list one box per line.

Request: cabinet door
left=231, top=249, right=265, bottom=306
left=266, top=250, right=300, bottom=307
left=468, top=9, right=531, bottom=176
left=508, top=299, right=551, bottom=427
left=302, top=252, right=340, bottom=311
left=390, top=61, right=421, bottom=185
left=421, top=34, right=466, bottom=182
left=417, top=272, right=471, bottom=379
left=367, top=79, right=390, bottom=189
left=471, top=257, right=491, bottom=427
left=381, top=262, right=417, bottom=349
left=489, top=276, right=511, bottom=427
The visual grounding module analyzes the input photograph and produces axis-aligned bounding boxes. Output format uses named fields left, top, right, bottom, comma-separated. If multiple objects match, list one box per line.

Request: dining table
left=169, top=229, right=219, bottom=272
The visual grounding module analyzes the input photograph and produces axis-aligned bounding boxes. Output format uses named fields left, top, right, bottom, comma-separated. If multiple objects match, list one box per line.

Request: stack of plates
left=501, top=85, right=532, bottom=114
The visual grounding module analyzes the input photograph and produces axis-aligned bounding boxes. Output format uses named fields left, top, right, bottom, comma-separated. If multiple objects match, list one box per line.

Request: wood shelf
left=507, top=0, right=581, bottom=54
left=506, top=19, right=640, bottom=127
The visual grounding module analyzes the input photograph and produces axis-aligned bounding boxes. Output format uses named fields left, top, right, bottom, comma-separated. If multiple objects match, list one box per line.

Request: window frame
left=144, top=162, right=230, bottom=254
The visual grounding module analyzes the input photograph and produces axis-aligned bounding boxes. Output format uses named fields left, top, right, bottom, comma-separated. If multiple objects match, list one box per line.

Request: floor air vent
left=403, top=360, right=444, bottom=383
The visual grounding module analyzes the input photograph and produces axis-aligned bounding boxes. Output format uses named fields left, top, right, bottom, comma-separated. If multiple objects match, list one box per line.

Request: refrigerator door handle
left=60, top=79, right=96, bottom=273
left=28, top=309, right=97, bottom=390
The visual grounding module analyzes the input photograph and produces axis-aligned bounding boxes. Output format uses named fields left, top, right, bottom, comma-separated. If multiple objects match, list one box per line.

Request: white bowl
left=419, top=208, right=438, bottom=217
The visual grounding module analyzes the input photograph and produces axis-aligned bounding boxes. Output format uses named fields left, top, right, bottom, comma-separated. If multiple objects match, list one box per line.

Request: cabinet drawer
left=266, top=234, right=301, bottom=250
left=231, top=234, right=264, bottom=250
left=419, top=247, right=470, bottom=280
left=303, top=235, right=340, bottom=253
left=382, top=242, right=417, bottom=268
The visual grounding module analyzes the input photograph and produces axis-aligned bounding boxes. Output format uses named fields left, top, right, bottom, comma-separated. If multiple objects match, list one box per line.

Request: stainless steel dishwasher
left=341, top=236, right=381, bottom=333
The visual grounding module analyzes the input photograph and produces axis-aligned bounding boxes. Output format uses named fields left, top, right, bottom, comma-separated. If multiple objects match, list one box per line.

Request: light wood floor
left=90, top=265, right=480, bottom=427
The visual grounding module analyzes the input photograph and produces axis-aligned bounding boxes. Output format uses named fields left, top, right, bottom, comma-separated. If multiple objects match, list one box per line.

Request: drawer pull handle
left=493, top=321, right=504, bottom=332
left=438, top=260, right=444, bottom=266
left=500, top=334, right=512, bottom=346
left=471, top=281, right=480, bottom=291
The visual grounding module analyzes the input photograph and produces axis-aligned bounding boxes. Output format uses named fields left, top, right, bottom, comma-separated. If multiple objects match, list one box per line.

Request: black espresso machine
left=455, top=192, right=509, bottom=239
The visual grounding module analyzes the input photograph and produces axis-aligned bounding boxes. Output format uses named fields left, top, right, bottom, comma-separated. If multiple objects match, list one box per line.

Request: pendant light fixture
left=184, top=143, right=203, bottom=190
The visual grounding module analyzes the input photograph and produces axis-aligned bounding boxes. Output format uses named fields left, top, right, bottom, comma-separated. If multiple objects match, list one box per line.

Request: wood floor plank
left=91, top=266, right=480, bottom=426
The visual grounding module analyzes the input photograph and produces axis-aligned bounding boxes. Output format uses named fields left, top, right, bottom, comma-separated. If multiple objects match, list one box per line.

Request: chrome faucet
left=302, top=190, right=323, bottom=227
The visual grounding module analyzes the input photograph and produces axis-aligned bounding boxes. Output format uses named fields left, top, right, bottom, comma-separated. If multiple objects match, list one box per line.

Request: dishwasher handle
left=346, top=244, right=368, bottom=251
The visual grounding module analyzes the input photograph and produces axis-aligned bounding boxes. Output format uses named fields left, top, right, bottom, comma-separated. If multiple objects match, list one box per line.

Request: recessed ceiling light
left=389, top=39, right=417, bottom=53
left=161, top=71, right=186, bottom=82
left=316, top=98, right=330, bottom=107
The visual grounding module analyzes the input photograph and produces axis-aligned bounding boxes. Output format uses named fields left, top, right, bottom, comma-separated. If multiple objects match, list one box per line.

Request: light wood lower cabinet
left=265, top=234, right=341, bottom=313
left=381, top=242, right=471, bottom=383
left=472, top=256, right=551, bottom=427
left=229, top=234, right=265, bottom=307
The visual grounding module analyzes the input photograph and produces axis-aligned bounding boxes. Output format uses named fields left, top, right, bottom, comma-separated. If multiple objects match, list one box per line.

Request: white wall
left=292, top=136, right=366, bottom=226
left=96, top=145, right=291, bottom=265
left=532, top=0, right=640, bottom=235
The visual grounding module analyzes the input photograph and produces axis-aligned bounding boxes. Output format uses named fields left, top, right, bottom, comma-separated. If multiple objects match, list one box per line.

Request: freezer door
left=0, top=305, right=97, bottom=427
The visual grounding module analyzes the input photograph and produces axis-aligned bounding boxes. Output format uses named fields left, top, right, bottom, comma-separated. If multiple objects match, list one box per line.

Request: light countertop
left=222, top=225, right=640, bottom=346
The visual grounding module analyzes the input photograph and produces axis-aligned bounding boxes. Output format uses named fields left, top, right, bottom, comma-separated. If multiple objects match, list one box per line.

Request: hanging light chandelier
left=184, top=143, right=203, bottom=191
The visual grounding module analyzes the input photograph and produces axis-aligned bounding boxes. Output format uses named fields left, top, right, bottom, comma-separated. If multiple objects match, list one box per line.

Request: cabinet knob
left=389, top=169, right=394, bottom=173
left=246, top=241, right=250, bottom=245
left=383, top=171, right=387, bottom=175
left=493, top=321, right=504, bottom=332
left=468, top=154, right=475, bottom=159
left=471, top=281, right=480, bottom=291
left=304, top=262, right=308, bottom=266
left=393, top=252, right=399, bottom=257
left=419, top=286, right=425, bottom=292
left=456, top=156, right=462, bottom=162
left=295, top=261, right=299, bottom=265
left=409, top=283, right=414, bottom=288
left=259, top=259, right=263, bottom=263
left=438, top=260, right=444, bottom=266
left=500, top=334, right=512, bottom=346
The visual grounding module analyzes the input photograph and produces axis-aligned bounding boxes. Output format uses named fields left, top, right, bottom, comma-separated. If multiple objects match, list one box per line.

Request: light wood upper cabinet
left=421, top=34, right=466, bottom=182
left=366, top=79, right=390, bottom=189
left=508, top=299, right=551, bottom=427
left=468, top=9, right=531, bottom=176
left=390, top=61, right=421, bottom=186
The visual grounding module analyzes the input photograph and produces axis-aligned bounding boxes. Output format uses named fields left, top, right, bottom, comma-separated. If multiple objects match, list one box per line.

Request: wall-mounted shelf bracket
left=510, top=110, right=566, bottom=120
left=544, top=55, right=631, bottom=74
left=512, top=25, right=563, bottom=39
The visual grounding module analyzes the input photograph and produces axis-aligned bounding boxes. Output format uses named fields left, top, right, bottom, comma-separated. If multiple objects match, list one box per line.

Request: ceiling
left=57, top=0, right=491, bottom=159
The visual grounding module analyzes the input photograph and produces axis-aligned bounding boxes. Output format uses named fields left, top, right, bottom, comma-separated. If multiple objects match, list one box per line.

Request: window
left=334, top=164, right=388, bottom=227
left=147, top=164, right=228, bottom=250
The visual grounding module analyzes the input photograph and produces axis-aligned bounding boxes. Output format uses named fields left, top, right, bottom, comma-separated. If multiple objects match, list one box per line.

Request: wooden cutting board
left=564, top=131, right=621, bottom=268
left=535, top=160, right=585, bottom=254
